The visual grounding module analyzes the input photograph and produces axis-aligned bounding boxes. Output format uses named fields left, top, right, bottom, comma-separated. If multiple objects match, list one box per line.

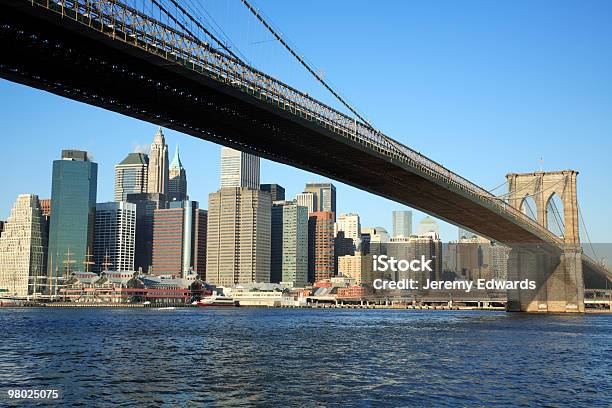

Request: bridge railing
left=31, top=0, right=561, bottom=245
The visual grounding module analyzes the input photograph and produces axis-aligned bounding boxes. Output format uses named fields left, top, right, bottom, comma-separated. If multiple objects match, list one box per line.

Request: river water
left=0, top=308, right=610, bottom=407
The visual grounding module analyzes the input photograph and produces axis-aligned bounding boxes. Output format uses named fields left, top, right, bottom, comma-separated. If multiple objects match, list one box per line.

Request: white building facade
left=220, top=147, right=260, bottom=190
left=93, top=202, right=136, bottom=272
left=0, top=194, right=46, bottom=297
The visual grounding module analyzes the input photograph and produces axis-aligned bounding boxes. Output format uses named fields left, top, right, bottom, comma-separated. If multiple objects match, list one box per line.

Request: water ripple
left=0, top=308, right=610, bottom=407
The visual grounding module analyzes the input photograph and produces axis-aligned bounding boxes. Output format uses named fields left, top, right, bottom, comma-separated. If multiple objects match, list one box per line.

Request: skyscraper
left=337, top=213, right=361, bottom=240
left=270, top=201, right=287, bottom=283
left=296, top=192, right=316, bottom=214
left=417, top=216, right=440, bottom=236
left=260, top=184, right=285, bottom=202
left=47, top=150, right=97, bottom=283
left=168, top=146, right=188, bottom=202
left=304, top=182, right=336, bottom=216
left=147, top=128, right=169, bottom=195
left=337, top=213, right=361, bottom=246
left=206, top=188, right=271, bottom=285
left=281, top=204, right=308, bottom=287
left=93, top=202, right=136, bottom=272
left=39, top=198, right=51, bottom=276
left=308, top=212, right=335, bottom=283
left=151, top=200, right=206, bottom=277
left=0, top=194, right=46, bottom=297
left=220, top=147, right=260, bottom=189
left=392, top=210, right=412, bottom=238
left=114, top=152, right=149, bottom=201
left=126, top=192, right=166, bottom=273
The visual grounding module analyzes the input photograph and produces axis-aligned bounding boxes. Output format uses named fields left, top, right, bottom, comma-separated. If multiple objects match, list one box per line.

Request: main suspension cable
left=240, top=0, right=375, bottom=130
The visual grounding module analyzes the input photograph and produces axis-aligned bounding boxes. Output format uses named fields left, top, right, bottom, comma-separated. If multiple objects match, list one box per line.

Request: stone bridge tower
left=505, top=170, right=584, bottom=313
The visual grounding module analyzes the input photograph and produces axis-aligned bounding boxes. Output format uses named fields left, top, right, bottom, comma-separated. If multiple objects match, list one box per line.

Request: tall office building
left=206, top=188, right=271, bottom=285
left=39, top=199, right=51, bottom=277
left=417, top=216, right=440, bottom=236
left=220, top=147, right=260, bottom=189
left=392, top=210, right=412, bottom=238
left=337, top=213, right=361, bottom=248
left=114, top=152, right=148, bottom=201
left=168, top=146, right=188, bottom=202
left=0, top=221, right=4, bottom=237
left=93, top=202, right=136, bottom=272
left=126, top=193, right=166, bottom=273
left=304, top=182, right=336, bottom=217
left=260, top=184, right=285, bottom=202
left=337, top=213, right=361, bottom=241
left=47, top=150, right=97, bottom=284
left=151, top=201, right=207, bottom=277
left=270, top=201, right=287, bottom=283
left=147, top=128, right=169, bottom=195
left=296, top=192, right=316, bottom=214
left=281, top=204, right=308, bottom=287
left=0, top=195, right=46, bottom=297
left=192, top=207, right=208, bottom=280
left=308, top=212, right=335, bottom=283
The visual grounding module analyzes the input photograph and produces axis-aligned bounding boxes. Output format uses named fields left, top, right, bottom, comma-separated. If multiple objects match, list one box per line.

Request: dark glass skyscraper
left=260, top=184, right=285, bottom=202
left=47, top=150, right=97, bottom=282
left=270, top=201, right=286, bottom=283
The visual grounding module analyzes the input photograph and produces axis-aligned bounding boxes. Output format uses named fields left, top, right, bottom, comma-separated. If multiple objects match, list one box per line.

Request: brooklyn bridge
left=0, top=0, right=609, bottom=312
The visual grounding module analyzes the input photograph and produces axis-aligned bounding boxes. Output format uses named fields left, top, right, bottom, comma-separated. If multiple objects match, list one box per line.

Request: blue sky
left=1, top=0, right=612, bottom=243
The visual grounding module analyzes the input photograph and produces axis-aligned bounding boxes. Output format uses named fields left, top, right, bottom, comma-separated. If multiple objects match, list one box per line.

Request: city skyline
left=0, top=118, right=458, bottom=242
left=0, top=115, right=608, bottom=245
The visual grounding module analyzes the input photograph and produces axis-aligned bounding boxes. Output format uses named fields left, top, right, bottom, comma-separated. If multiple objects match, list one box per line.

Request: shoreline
left=1, top=302, right=610, bottom=313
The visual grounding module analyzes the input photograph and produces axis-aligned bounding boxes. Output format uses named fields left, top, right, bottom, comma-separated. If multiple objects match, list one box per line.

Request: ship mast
left=63, top=247, right=75, bottom=276
left=83, top=247, right=95, bottom=273
left=101, top=249, right=113, bottom=271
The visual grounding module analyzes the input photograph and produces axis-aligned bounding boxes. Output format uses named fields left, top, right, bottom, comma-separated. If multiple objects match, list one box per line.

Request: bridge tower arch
left=505, top=170, right=584, bottom=313
left=507, top=170, right=579, bottom=243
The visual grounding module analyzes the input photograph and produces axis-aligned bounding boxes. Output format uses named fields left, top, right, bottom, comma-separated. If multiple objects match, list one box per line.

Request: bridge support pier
left=507, top=246, right=584, bottom=313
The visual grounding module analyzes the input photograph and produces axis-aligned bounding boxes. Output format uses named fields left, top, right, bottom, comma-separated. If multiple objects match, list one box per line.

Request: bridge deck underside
left=0, top=4, right=562, bottom=250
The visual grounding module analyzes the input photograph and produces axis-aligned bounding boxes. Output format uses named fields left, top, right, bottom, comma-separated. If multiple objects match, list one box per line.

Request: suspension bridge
left=0, top=0, right=609, bottom=312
